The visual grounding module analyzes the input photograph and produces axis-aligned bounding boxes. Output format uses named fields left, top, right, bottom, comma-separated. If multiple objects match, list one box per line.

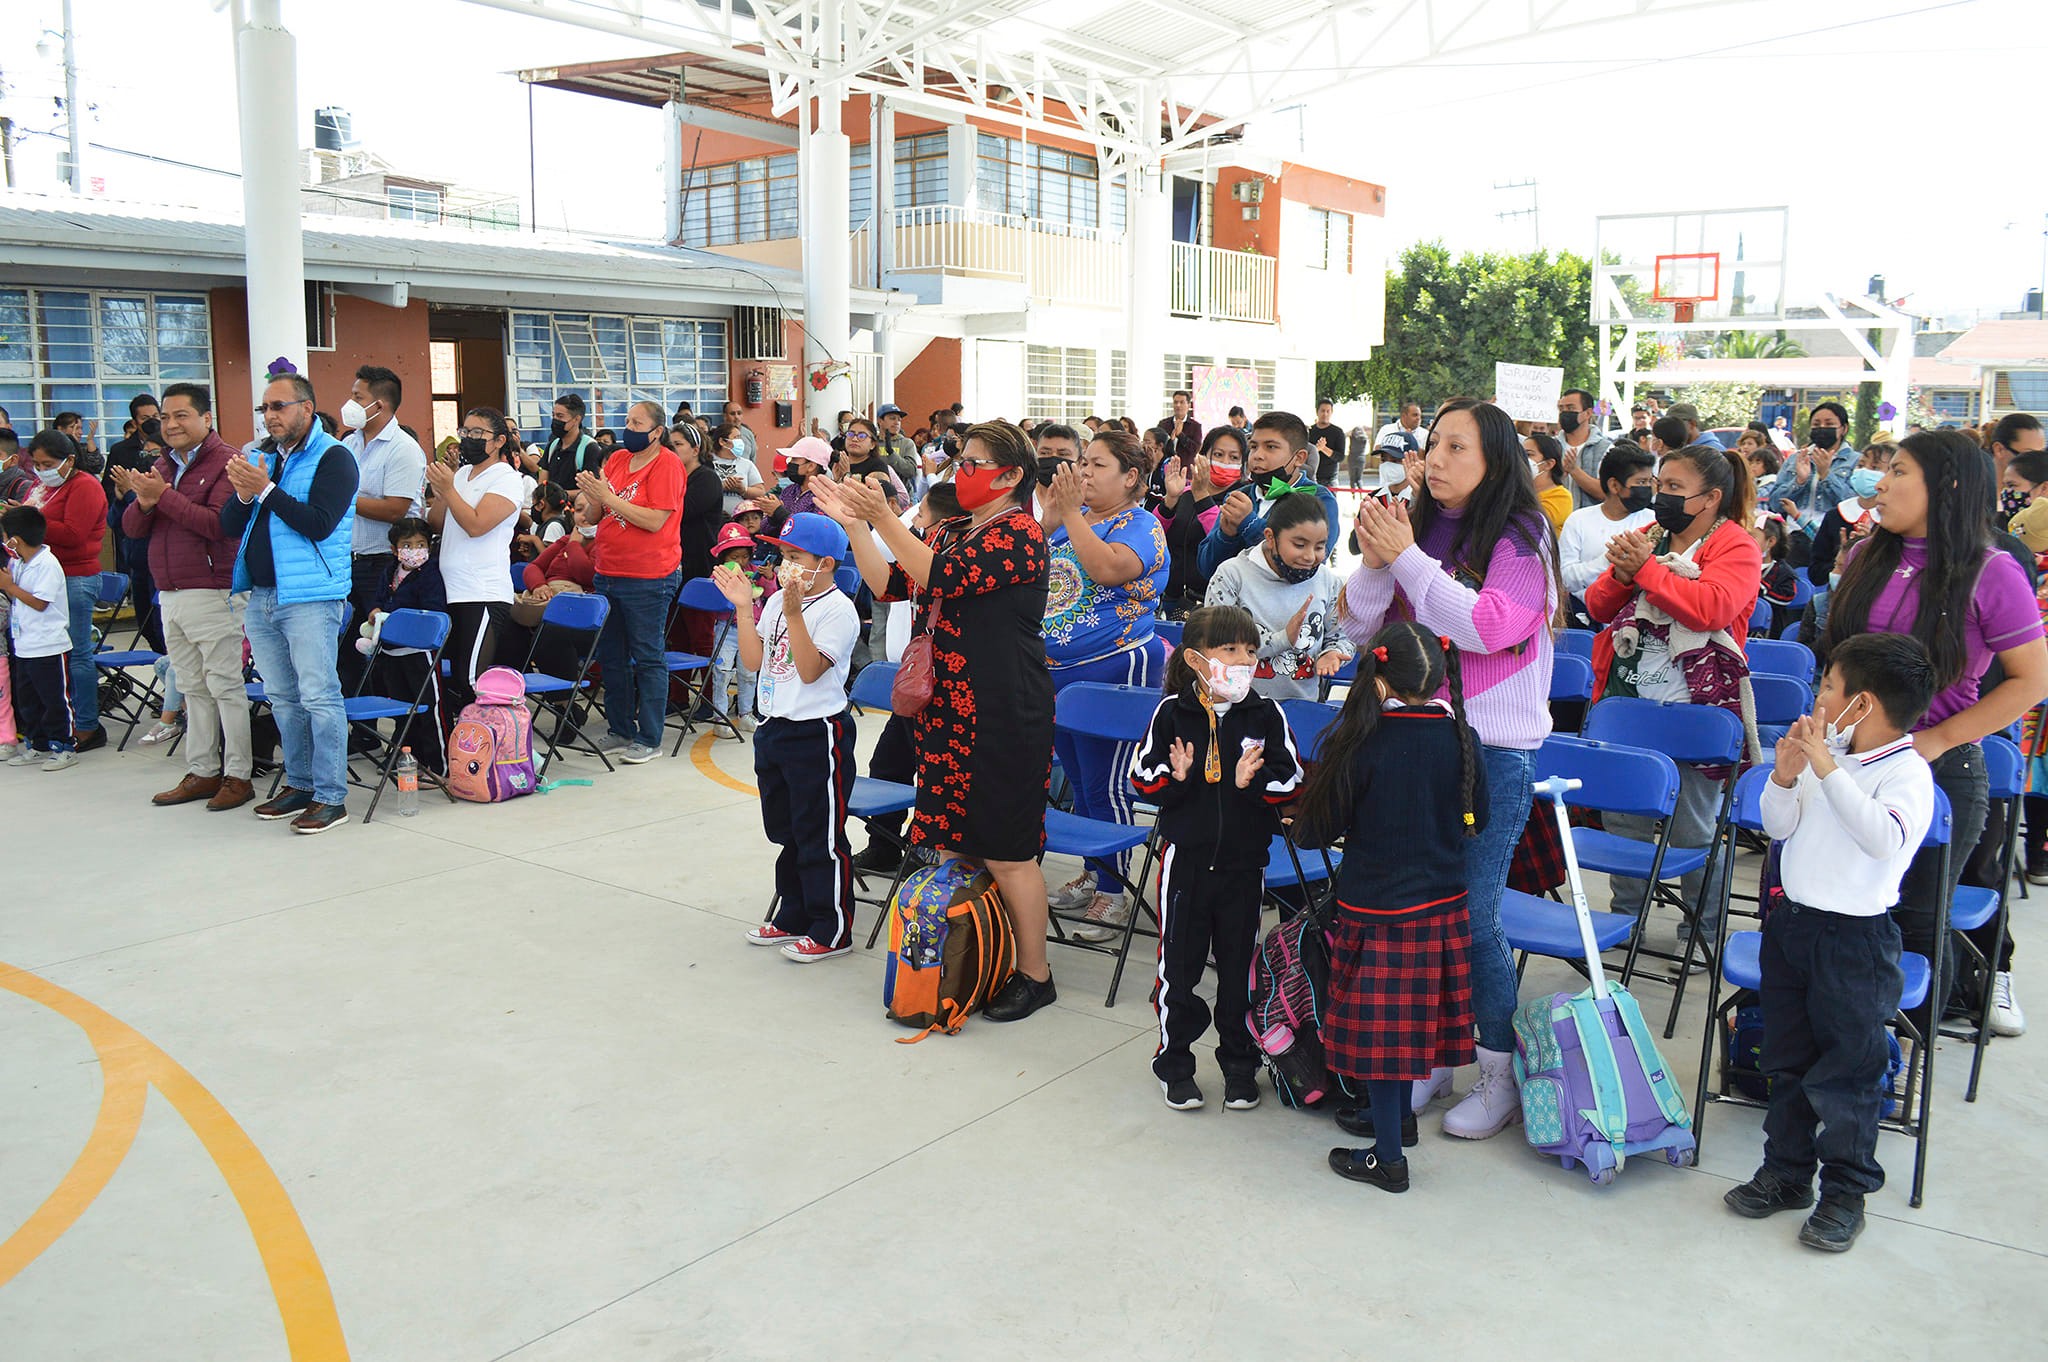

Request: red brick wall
left=209, top=288, right=432, bottom=446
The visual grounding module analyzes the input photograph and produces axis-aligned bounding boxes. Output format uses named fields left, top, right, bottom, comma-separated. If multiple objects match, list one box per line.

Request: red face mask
left=1208, top=463, right=1242, bottom=488
left=953, top=461, right=1012, bottom=510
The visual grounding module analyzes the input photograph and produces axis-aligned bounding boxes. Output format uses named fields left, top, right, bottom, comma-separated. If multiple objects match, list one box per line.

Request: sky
left=2, top=0, right=2043, bottom=322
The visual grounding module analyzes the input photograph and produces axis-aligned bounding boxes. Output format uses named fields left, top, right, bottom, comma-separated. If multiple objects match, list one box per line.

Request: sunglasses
left=254, top=398, right=311, bottom=415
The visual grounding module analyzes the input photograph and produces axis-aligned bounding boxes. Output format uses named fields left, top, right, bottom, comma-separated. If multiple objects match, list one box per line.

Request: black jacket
left=1130, top=689, right=1301, bottom=872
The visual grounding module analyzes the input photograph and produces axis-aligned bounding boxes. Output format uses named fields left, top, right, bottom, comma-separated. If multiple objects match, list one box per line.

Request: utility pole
left=60, top=0, right=81, bottom=193
left=1494, top=178, right=1539, bottom=252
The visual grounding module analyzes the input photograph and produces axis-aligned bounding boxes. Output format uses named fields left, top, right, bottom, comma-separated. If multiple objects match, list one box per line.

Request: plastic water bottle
left=394, top=746, right=420, bottom=817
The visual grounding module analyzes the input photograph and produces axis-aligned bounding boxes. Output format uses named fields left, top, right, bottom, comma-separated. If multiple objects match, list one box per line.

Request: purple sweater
left=1855, top=538, right=2042, bottom=730
left=1339, top=504, right=1556, bottom=750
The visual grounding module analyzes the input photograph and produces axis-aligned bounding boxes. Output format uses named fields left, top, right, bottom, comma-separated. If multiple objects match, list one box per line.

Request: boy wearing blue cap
left=715, top=511, right=864, bottom=962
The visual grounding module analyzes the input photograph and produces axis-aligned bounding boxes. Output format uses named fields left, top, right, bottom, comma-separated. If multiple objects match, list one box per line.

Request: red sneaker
left=780, top=937, right=852, bottom=963
left=746, top=924, right=800, bottom=947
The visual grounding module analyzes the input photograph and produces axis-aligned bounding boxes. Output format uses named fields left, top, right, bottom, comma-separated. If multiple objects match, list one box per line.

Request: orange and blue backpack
left=883, top=858, right=1016, bottom=1042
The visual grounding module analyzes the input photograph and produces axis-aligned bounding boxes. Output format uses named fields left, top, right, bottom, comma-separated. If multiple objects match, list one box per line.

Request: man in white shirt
left=1558, top=442, right=1656, bottom=601
left=339, top=364, right=424, bottom=687
left=1733, top=633, right=1936, bottom=1254
left=1372, top=401, right=1425, bottom=492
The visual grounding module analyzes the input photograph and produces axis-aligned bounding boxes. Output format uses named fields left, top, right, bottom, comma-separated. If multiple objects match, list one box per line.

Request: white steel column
left=1125, top=91, right=1167, bottom=426
left=801, top=0, right=853, bottom=425
left=234, top=0, right=307, bottom=393
left=663, top=95, right=686, bottom=244
left=874, top=98, right=895, bottom=282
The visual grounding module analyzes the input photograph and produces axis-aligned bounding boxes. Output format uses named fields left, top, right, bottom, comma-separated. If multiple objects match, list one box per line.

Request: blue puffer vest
left=232, top=426, right=356, bottom=604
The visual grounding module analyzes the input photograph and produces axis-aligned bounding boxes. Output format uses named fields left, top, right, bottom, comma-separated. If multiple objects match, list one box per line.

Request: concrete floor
left=1, top=713, right=2043, bottom=1361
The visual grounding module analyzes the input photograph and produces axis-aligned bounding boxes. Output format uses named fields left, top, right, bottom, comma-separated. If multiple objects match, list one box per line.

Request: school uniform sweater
left=1130, top=690, right=1302, bottom=873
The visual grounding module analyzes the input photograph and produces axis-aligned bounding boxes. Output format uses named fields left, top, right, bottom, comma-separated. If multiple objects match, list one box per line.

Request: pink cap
left=778, top=435, right=834, bottom=470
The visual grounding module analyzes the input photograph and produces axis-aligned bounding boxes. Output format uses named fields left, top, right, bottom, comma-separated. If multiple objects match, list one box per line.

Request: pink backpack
left=446, top=667, right=538, bottom=803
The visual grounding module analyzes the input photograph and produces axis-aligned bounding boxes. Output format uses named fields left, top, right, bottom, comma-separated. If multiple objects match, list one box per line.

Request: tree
left=1708, top=331, right=1806, bottom=359
left=1350, top=241, right=1599, bottom=408
left=1670, top=381, right=1766, bottom=429
left=1315, top=359, right=1373, bottom=404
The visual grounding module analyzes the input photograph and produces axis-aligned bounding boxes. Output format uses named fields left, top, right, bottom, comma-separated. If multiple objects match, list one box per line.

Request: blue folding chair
left=1940, top=733, right=2023, bottom=1101
left=1278, top=697, right=1342, bottom=762
left=665, top=576, right=731, bottom=753
left=510, top=562, right=530, bottom=595
left=1749, top=672, right=1814, bottom=750
left=92, top=573, right=165, bottom=750
left=1745, top=636, right=1816, bottom=682
left=1746, top=594, right=1773, bottom=634
left=834, top=564, right=862, bottom=597
left=1318, top=652, right=1360, bottom=701
left=1154, top=619, right=1184, bottom=648
left=1557, top=628, right=1596, bottom=662
left=1049, top=682, right=1170, bottom=1006
left=521, top=591, right=612, bottom=776
left=1502, top=735, right=1675, bottom=983
left=1695, top=778, right=1953, bottom=1208
left=345, top=609, right=454, bottom=822
left=1582, top=697, right=1749, bottom=1035
left=1550, top=653, right=1594, bottom=704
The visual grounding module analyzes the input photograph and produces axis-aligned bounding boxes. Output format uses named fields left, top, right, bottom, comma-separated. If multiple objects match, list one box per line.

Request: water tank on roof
left=314, top=107, right=355, bottom=151
left=2027, top=288, right=2044, bottom=318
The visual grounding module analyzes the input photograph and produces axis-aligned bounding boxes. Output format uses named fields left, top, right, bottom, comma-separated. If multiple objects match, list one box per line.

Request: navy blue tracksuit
left=755, top=711, right=858, bottom=949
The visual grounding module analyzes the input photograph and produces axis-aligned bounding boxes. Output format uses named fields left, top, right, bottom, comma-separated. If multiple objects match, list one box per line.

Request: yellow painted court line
left=0, top=962, right=351, bottom=1361
left=691, top=730, right=759, bottom=796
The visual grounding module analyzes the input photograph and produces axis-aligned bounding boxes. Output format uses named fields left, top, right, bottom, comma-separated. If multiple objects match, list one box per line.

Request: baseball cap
left=1666, top=402, right=1701, bottom=425
left=759, top=510, right=849, bottom=564
left=778, top=435, right=834, bottom=471
left=878, top=403, right=905, bottom=418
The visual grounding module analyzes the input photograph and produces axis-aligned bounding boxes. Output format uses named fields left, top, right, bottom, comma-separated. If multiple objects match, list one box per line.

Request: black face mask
left=550, top=418, right=569, bottom=443
left=458, top=436, right=491, bottom=465
left=1652, top=491, right=1698, bottom=534
left=1036, top=455, right=1066, bottom=487
left=1621, top=486, right=1656, bottom=513
left=1558, top=410, right=1582, bottom=435
left=1810, top=426, right=1841, bottom=450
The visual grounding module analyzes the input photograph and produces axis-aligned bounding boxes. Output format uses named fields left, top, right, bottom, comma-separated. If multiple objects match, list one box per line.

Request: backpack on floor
left=883, top=858, right=1016, bottom=1042
left=1247, top=903, right=1358, bottom=1110
left=446, top=666, right=537, bottom=803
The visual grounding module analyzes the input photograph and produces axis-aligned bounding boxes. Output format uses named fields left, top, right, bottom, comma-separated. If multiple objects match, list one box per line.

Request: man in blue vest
left=223, top=370, right=359, bottom=834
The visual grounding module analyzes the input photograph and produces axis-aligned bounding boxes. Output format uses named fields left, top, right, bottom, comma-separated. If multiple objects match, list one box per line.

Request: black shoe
left=983, top=971, right=1056, bottom=1022
left=1798, top=1197, right=1865, bottom=1252
left=1723, top=1167, right=1816, bottom=1219
left=1333, top=1105, right=1419, bottom=1146
left=73, top=727, right=107, bottom=753
left=2028, top=851, right=2048, bottom=887
left=254, top=787, right=315, bottom=821
left=1161, top=1078, right=1204, bottom=1111
left=854, top=841, right=903, bottom=875
left=290, top=802, right=349, bottom=835
left=1328, top=1148, right=1410, bottom=1192
left=1223, top=1073, right=1261, bottom=1110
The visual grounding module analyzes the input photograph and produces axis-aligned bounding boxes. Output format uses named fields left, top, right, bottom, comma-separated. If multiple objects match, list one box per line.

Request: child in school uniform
left=1295, top=620, right=1487, bottom=1194
left=707, top=520, right=778, bottom=735
left=1725, top=632, right=1937, bottom=1253
left=716, top=511, right=863, bottom=963
left=1129, top=604, right=1302, bottom=1112
left=1202, top=486, right=1353, bottom=700
left=1, top=506, right=78, bottom=770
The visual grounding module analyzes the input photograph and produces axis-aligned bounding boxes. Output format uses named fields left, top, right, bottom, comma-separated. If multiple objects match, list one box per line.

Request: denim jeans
left=65, top=573, right=99, bottom=732
left=595, top=570, right=680, bottom=747
left=244, top=589, right=349, bottom=806
left=1760, top=901, right=1904, bottom=1201
left=710, top=618, right=757, bottom=718
left=1469, top=744, right=1536, bottom=1052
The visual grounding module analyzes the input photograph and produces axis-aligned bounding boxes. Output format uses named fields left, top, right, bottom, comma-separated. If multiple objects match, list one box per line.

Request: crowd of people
left=1, top=373, right=2041, bottom=1240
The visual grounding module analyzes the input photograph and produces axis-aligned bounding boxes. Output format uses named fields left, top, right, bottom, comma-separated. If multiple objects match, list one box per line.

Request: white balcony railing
left=1170, top=242, right=1278, bottom=325
left=858, top=205, right=1125, bottom=310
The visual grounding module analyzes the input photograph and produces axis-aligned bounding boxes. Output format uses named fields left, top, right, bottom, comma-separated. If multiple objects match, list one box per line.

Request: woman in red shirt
left=576, top=402, right=683, bottom=763
left=24, top=430, right=109, bottom=749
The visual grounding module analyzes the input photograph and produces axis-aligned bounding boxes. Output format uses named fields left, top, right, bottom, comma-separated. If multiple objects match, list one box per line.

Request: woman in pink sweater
left=1341, top=398, right=1559, bottom=1141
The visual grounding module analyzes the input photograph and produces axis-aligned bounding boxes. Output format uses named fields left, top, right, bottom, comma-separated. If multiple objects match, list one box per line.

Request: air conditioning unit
left=1229, top=179, right=1264, bottom=204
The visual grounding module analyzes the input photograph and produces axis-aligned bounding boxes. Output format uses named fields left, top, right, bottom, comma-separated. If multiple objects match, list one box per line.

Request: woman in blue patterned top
left=1041, top=426, right=1171, bottom=938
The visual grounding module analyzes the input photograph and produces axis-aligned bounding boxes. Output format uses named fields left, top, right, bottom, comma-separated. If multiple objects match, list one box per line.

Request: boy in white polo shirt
left=1726, top=632, right=1937, bottom=1253
left=1, top=506, right=78, bottom=771
left=714, top=512, right=862, bottom=962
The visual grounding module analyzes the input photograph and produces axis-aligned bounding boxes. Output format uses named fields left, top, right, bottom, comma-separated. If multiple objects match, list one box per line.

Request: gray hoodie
left=1202, top=542, right=1354, bottom=701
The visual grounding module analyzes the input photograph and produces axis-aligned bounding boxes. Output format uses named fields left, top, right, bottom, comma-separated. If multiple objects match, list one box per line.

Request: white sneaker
left=8, top=747, right=38, bottom=767
left=619, top=743, right=660, bottom=765
left=1991, top=972, right=2027, bottom=1037
left=729, top=713, right=754, bottom=735
left=1070, top=893, right=1130, bottom=944
left=1410, top=1066, right=1454, bottom=1113
left=0, top=743, right=14, bottom=761
left=1048, top=873, right=1098, bottom=916
left=138, top=717, right=185, bottom=747
left=1441, top=1046, right=1522, bottom=1140
left=41, top=750, right=79, bottom=772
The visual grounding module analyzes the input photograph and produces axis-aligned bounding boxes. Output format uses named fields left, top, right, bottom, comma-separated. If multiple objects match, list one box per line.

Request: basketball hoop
left=1654, top=252, right=1720, bottom=324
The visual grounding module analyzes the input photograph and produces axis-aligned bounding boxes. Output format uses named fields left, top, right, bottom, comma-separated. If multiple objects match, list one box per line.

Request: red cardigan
left=1584, top=518, right=1763, bottom=698
left=522, top=532, right=596, bottom=591
left=119, top=432, right=239, bottom=592
left=34, top=470, right=108, bottom=578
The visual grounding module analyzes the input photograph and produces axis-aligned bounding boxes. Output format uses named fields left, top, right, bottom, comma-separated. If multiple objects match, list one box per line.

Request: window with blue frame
left=974, top=133, right=1113, bottom=232
left=509, top=310, right=728, bottom=441
left=1994, top=370, right=2048, bottom=413
left=0, top=288, right=212, bottom=437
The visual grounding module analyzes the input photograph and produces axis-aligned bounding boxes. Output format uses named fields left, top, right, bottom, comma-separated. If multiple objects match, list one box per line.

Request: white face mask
left=1189, top=650, right=1253, bottom=706
left=339, top=398, right=376, bottom=430
left=1824, top=693, right=1871, bottom=751
left=36, top=465, right=67, bottom=488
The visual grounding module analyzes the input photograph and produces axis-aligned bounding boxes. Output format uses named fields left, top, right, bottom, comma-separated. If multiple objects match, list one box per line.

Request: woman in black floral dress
left=819, top=422, right=1060, bottom=1021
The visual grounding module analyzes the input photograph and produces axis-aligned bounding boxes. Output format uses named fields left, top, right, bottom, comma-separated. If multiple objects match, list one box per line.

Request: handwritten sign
left=1493, top=363, right=1564, bottom=424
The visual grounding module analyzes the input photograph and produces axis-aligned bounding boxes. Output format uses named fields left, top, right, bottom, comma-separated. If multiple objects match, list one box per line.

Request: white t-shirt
left=714, top=455, right=764, bottom=516
left=7, top=548, right=70, bottom=657
left=1618, top=536, right=1704, bottom=703
left=755, top=586, right=860, bottom=721
left=439, top=461, right=525, bottom=603
left=1558, top=503, right=1655, bottom=595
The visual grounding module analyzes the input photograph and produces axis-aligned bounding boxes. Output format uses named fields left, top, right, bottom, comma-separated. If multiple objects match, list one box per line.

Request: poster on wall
left=1191, top=365, right=1260, bottom=432
left=765, top=363, right=800, bottom=403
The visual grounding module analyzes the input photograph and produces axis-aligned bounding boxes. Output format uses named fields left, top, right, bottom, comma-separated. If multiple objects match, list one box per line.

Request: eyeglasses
left=846, top=431, right=873, bottom=441
left=458, top=428, right=493, bottom=439
left=253, top=399, right=311, bottom=415
left=954, top=457, right=1003, bottom=472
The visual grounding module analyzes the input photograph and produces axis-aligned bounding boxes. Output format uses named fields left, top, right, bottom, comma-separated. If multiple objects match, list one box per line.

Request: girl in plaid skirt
left=1295, top=620, right=1487, bottom=1193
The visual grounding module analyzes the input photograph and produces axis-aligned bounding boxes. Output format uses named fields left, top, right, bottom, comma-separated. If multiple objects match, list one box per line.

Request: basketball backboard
left=1593, top=207, right=1788, bottom=326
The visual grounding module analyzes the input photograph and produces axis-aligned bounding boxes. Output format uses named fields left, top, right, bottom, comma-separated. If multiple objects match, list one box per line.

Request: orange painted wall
left=722, top=317, right=810, bottom=451
left=1278, top=163, right=1386, bottom=218
left=1212, top=169, right=1276, bottom=255
left=208, top=289, right=432, bottom=447
left=892, top=338, right=964, bottom=436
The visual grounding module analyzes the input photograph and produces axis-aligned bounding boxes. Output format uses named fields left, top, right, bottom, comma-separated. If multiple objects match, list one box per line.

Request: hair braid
left=1442, top=638, right=1480, bottom=838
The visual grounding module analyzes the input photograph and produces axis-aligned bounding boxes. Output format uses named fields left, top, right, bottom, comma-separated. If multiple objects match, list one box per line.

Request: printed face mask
left=395, top=546, right=430, bottom=569
left=776, top=560, right=821, bottom=592
left=1188, top=649, right=1253, bottom=705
